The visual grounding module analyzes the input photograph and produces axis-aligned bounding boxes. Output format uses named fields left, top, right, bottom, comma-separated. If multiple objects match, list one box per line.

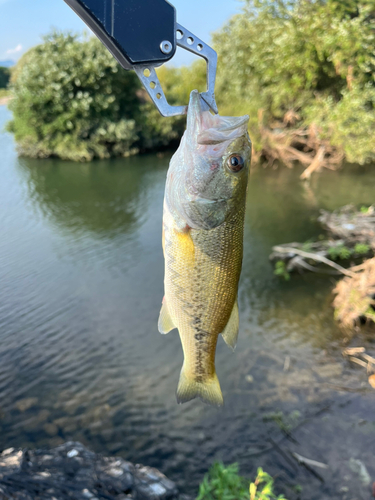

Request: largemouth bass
left=159, top=90, right=251, bottom=406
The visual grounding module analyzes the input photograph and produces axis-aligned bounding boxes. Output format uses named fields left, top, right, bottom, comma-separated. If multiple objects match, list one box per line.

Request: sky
left=0, top=0, right=242, bottom=66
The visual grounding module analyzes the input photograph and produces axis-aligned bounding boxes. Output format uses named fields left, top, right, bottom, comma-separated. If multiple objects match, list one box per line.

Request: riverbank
left=0, top=442, right=190, bottom=500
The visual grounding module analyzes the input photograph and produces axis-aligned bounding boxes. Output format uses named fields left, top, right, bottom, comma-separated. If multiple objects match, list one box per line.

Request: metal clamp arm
left=64, top=0, right=218, bottom=116
left=135, top=24, right=218, bottom=117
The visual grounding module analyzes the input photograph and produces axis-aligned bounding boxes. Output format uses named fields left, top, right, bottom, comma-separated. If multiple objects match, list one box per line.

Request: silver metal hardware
left=135, top=65, right=187, bottom=116
left=175, top=24, right=218, bottom=115
left=160, top=40, right=173, bottom=54
left=134, top=24, right=218, bottom=117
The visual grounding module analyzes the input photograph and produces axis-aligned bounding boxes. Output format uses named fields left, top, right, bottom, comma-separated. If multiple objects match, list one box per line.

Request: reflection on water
left=0, top=105, right=375, bottom=499
left=17, top=155, right=167, bottom=237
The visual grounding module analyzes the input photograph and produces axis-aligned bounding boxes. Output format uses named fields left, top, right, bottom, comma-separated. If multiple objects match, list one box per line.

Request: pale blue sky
left=0, top=0, right=242, bottom=66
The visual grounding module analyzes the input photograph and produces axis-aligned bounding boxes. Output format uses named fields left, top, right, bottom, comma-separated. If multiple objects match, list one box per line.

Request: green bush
left=7, top=32, right=184, bottom=161
left=7, top=0, right=375, bottom=165
left=196, top=462, right=287, bottom=500
left=196, top=462, right=249, bottom=500
left=211, top=0, right=375, bottom=163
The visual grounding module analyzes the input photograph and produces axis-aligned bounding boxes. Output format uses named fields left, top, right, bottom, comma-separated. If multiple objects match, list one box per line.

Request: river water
left=0, top=105, right=374, bottom=499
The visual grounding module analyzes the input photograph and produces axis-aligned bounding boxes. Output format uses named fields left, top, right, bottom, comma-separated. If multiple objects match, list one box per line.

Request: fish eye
left=227, top=154, right=245, bottom=173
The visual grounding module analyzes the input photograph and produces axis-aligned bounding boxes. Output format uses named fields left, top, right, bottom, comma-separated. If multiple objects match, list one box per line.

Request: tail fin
left=176, top=366, right=224, bottom=407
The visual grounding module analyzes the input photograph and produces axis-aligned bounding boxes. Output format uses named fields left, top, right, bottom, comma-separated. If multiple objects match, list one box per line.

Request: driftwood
left=270, top=243, right=357, bottom=277
left=291, top=453, right=328, bottom=470
left=270, top=206, right=375, bottom=275
left=254, top=113, right=344, bottom=179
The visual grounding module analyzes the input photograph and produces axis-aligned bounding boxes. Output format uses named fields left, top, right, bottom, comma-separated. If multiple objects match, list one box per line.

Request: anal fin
left=158, top=298, right=176, bottom=334
left=221, top=299, right=239, bottom=351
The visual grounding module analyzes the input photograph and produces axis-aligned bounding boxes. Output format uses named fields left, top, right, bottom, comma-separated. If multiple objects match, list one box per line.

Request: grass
left=196, top=462, right=288, bottom=500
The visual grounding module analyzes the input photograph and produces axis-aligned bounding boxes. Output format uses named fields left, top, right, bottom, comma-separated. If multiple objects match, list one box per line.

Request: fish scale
left=162, top=206, right=245, bottom=405
left=158, top=90, right=251, bottom=406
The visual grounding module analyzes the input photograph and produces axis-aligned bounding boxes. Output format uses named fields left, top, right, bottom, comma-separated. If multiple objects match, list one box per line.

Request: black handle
left=64, top=0, right=176, bottom=69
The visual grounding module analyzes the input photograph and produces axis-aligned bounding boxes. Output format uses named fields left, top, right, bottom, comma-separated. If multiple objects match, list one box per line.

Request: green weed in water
left=328, top=245, right=352, bottom=260
left=354, top=243, right=370, bottom=255
left=360, top=206, right=370, bottom=214
left=274, top=261, right=290, bottom=281
left=328, top=243, right=371, bottom=260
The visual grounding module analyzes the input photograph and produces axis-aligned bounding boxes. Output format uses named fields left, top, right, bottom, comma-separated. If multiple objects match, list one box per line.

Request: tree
left=8, top=32, right=184, bottom=161
left=212, top=0, right=375, bottom=166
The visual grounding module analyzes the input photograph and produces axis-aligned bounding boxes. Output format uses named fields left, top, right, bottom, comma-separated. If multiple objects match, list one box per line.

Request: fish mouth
left=186, top=91, right=249, bottom=149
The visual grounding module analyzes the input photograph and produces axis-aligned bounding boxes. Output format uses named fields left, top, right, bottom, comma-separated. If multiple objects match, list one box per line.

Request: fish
left=158, top=90, right=251, bottom=406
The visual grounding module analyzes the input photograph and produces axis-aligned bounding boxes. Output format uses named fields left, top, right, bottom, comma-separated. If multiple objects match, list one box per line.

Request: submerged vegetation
left=196, top=462, right=287, bottom=500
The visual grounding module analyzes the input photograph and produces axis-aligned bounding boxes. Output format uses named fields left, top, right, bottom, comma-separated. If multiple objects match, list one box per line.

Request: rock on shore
left=0, top=442, right=191, bottom=500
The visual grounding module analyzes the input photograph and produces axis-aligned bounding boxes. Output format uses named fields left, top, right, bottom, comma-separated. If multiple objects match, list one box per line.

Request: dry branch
left=272, top=245, right=356, bottom=277
left=258, top=115, right=344, bottom=176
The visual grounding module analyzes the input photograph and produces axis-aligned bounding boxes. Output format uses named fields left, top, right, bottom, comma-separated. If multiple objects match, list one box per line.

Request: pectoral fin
left=158, top=299, right=176, bottom=334
left=221, top=300, right=239, bottom=351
